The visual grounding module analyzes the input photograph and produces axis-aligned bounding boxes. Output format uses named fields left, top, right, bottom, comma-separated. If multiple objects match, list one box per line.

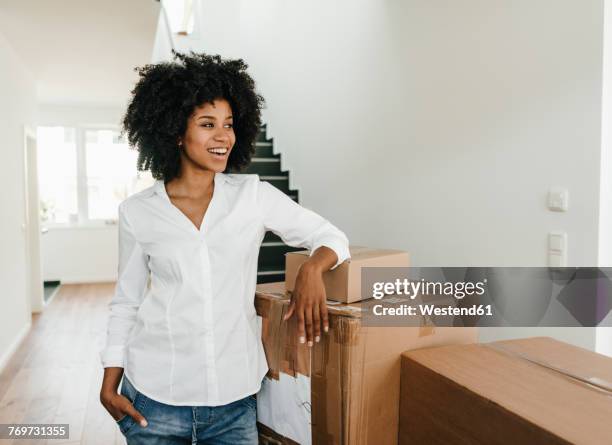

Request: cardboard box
left=284, top=246, right=410, bottom=303
left=255, top=282, right=478, bottom=445
left=399, top=337, right=612, bottom=445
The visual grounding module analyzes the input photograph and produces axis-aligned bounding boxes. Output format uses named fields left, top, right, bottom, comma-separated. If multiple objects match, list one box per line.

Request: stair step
left=257, top=126, right=268, bottom=142
left=257, top=268, right=285, bottom=276
left=260, top=175, right=288, bottom=180
left=256, top=264, right=285, bottom=285
left=258, top=243, right=302, bottom=268
left=254, top=145, right=275, bottom=157
left=262, top=241, right=286, bottom=247
left=257, top=270, right=285, bottom=284
left=260, top=176, right=290, bottom=194
left=251, top=157, right=280, bottom=163
left=244, top=158, right=283, bottom=175
left=263, top=231, right=282, bottom=243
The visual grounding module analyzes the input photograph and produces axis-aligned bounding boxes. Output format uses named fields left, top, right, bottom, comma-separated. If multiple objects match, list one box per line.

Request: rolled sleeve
left=99, top=202, right=149, bottom=368
left=309, top=237, right=351, bottom=270
left=257, top=178, right=350, bottom=269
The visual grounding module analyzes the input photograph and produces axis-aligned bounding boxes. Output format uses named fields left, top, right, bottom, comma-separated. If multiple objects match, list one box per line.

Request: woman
left=98, top=51, right=350, bottom=444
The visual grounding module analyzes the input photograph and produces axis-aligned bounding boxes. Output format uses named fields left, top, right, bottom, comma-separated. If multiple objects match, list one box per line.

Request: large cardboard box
left=255, top=282, right=478, bottom=445
left=399, top=337, right=612, bottom=445
left=284, top=246, right=410, bottom=303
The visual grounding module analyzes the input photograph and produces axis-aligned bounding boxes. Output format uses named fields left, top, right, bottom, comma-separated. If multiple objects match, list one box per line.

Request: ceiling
left=0, top=0, right=160, bottom=107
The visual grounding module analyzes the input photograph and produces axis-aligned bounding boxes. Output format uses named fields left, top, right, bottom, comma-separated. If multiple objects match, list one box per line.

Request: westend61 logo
left=360, top=267, right=612, bottom=328
left=371, top=278, right=488, bottom=300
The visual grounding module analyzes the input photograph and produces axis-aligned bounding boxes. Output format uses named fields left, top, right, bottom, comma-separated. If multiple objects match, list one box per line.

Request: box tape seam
left=484, top=343, right=612, bottom=396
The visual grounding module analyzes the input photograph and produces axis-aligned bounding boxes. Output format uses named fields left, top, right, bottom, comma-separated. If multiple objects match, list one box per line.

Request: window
left=162, top=0, right=195, bottom=35
left=85, top=129, right=153, bottom=221
left=37, top=126, right=154, bottom=226
left=37, top=127, right=78, bottom=224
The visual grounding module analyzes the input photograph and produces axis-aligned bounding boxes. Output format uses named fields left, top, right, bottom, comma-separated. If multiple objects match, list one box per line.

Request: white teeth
left=207, top=147, right=228, bottom=155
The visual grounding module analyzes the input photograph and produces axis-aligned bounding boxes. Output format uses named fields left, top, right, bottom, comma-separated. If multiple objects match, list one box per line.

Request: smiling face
left=179, top=98, right=236, bottom=173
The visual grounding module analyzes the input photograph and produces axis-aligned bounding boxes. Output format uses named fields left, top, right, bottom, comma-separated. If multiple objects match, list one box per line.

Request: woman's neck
left=166, top=166, right=215, bottom=200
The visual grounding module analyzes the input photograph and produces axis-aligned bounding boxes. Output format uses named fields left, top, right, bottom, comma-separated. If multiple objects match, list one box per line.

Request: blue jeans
left=116, top=375, right=258, bottom=444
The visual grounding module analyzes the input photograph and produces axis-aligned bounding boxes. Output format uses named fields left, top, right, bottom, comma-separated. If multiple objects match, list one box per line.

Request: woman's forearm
left=101, top=367, right=124, bottom=397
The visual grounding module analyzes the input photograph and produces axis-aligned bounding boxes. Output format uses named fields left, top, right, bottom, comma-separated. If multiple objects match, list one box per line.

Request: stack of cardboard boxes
left=254, top=247, right=612, bottom=444
left=254, top=247, right=477, bottom=444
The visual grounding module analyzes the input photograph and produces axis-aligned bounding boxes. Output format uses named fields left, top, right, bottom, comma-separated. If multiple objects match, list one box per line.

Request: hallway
left=0, top=284, right=125, bottom=444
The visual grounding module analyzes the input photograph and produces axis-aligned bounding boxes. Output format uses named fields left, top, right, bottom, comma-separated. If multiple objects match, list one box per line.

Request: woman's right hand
left=100, top=367, right=148, bottom=427
left=100, top=390, right=148, bottom=426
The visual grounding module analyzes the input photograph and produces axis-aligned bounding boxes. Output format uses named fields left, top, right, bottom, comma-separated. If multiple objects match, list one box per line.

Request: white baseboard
left=0, top=320, right=32, bottom=375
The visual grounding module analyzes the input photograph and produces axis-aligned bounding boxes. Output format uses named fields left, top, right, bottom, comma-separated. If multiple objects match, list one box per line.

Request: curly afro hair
left=121, top=50, right=264, bottom=182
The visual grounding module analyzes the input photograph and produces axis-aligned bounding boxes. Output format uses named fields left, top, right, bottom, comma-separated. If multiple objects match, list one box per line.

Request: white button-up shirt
left=99, top=172, right=350, bottom=406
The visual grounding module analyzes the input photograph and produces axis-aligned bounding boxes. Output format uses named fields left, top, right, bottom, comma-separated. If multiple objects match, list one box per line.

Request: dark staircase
left=241, top=125, right=302, bottom=284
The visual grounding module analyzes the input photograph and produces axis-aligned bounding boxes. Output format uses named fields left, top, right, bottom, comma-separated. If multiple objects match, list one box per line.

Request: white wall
left=38, top=103, right=124, bottom=128
left=0, top=31, right=37, bottom=369
left=177, top=0, right=609, bottom=351
left=41, top=226, right=118, bottom=283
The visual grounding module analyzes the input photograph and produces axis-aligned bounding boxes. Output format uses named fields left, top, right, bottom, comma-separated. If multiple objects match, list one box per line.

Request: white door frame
left=23, top=125, right=44, bottom=313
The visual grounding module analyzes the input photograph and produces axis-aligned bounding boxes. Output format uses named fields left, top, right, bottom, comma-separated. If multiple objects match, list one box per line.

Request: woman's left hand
left=283, top=262, right=329, bottom=347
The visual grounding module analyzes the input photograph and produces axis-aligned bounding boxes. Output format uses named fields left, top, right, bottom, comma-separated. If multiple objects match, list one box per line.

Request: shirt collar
left=153, top=172, right=228, bottom=201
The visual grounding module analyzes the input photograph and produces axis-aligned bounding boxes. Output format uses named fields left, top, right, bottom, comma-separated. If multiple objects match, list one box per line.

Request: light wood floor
left=0, top=283, right=126, bottom=445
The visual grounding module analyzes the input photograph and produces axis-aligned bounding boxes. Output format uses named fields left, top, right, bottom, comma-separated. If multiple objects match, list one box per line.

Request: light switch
left=548, top=232, right=566, bottom=252
left=548, top=187, right=568, bottom=212
left=548, top=231, right=567, bottom=267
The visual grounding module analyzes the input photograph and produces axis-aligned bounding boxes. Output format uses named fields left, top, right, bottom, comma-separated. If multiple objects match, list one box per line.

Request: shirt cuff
left=310, top=240, right=351, bottom=270
left=100, top=345, right=126, bottom=368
